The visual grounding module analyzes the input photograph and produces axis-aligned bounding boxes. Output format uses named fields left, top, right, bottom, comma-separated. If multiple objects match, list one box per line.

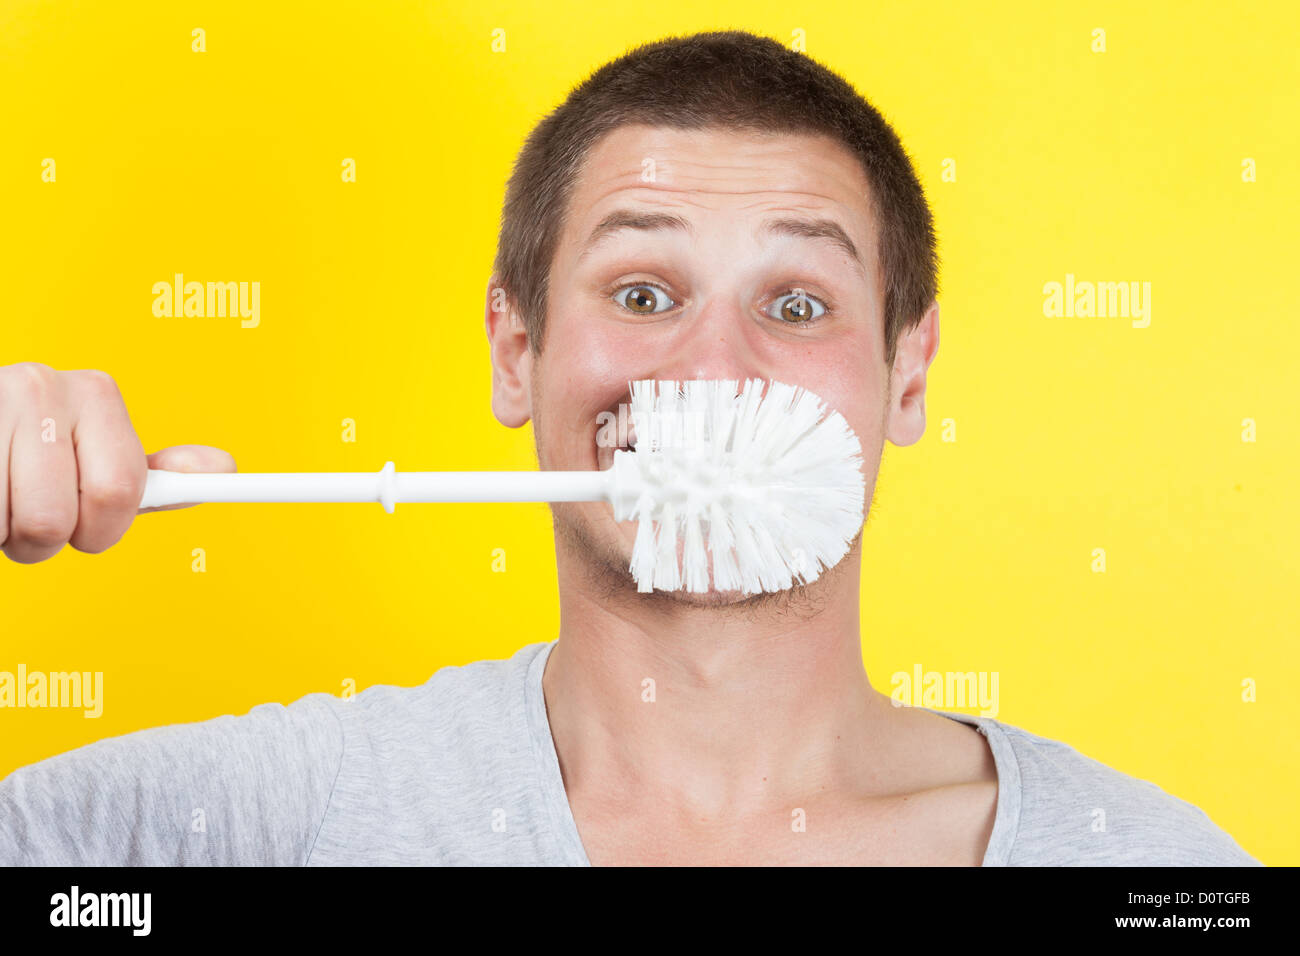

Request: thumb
left=147, top=444, right=237, bottom=474
left=139, top=445, right=237, bottom=513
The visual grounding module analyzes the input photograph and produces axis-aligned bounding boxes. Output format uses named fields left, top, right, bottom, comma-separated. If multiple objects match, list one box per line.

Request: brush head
left=607, top=378, right=866, bottom=595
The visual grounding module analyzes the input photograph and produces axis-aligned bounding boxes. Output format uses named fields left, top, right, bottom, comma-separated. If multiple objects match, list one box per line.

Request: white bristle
left=654, top=499, right=680, bottom=591
left=607, top=377, right=866, bottom=595
left=629, top=491, right=658, bottom=586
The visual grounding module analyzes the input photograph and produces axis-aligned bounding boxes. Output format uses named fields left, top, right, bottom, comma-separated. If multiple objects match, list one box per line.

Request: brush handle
left=138, top=462, right=614, bottom=513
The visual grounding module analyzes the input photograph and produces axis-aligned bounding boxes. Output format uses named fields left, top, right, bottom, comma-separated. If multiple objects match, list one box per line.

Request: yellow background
left=1, top=1, right=1295, bottom=864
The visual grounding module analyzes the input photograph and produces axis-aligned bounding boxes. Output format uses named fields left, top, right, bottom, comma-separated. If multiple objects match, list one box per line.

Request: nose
left=648, top=296, right=767, bottom=388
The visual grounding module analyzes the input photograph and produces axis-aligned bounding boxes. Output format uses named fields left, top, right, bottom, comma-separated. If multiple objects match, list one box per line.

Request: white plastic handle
left=139, top=462, right=615, bottom=513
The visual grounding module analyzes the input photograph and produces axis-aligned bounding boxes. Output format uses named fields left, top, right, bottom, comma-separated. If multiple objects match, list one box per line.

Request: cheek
left=787, top=338, right=886, bottom=454
left=547, top=308, right=646, bottom=386
left=531, top=318, right=639, bottom=468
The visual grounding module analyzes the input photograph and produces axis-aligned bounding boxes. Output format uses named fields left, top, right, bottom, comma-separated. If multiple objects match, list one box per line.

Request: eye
left=612, top=283, right=677, bottom=315
left=765, top=287, right=828, bottom=324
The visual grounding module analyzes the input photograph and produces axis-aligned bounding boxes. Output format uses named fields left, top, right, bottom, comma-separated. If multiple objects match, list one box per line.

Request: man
left=0, top=31, right=1259, bottom=865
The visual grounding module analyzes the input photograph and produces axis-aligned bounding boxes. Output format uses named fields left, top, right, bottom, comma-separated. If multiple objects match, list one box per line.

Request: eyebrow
left=579, top=208, right=867, bottom=279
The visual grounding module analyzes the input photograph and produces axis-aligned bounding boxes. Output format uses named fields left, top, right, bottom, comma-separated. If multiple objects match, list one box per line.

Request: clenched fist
left=0, top=362, right=235, bottom=564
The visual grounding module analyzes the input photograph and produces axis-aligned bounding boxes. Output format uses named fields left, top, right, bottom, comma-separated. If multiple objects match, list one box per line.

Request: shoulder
left=326, top=642, right=543, bottom=769
left=300, top=641, right=556, bottom=864
left=988, top=718, right=1261, bottom=866
left=340, top=642, right=534, bottom=726
left=314, top=642, right=531, bottom=780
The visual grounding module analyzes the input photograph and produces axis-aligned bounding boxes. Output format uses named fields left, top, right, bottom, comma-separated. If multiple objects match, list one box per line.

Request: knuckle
left=76, top=368, right=122, bottom=401
left=72, top=534, right=117, bottom=555
left=13, top=509, right=77, bottom=548
left=80, top=468, right=144, bottom=510
left=5, top=362, right=58, bottom=399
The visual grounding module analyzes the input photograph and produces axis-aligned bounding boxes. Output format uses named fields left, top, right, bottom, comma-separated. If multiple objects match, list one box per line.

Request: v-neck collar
left=524, top=639, right=1020, bottom=866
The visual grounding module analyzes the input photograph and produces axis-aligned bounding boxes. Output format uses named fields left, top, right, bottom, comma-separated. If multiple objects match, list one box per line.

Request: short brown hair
left=491, top=29, right=939, bottom=368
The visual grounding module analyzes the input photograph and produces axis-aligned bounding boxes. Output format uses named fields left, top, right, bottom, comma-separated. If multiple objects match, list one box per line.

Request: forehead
left=561, top=124, right=877, bottom=255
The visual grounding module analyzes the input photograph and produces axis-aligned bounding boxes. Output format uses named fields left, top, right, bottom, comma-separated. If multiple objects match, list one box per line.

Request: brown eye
left=614, top=284, right=675, bottom=315
left=766, top=287, right=827, bottom=324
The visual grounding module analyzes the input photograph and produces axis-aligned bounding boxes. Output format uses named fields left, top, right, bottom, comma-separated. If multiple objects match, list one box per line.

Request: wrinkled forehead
left=558, top=123, right=878, bottom=272
left=574, top=123, right=871, bottom=198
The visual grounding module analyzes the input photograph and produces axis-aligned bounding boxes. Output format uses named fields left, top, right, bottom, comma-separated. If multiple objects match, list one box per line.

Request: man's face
left=516, top=124, right=897, bottom=605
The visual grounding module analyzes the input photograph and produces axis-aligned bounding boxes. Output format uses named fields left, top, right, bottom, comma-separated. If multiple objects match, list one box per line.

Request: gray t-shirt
left=0, top=639, right=1261, bottom=866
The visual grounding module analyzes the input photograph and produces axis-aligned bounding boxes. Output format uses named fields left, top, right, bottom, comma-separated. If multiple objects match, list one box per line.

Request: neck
left=542, top=542, right=894, bottom=818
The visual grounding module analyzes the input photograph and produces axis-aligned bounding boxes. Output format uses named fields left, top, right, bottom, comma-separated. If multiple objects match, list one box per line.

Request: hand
left=0, top=362, right=235, bottom=564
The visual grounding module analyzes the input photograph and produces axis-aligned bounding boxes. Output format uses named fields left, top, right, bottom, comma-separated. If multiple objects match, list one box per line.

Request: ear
left=884, top=299, right=940, bottom=447
left=485, top=279, right=533, bottom=428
